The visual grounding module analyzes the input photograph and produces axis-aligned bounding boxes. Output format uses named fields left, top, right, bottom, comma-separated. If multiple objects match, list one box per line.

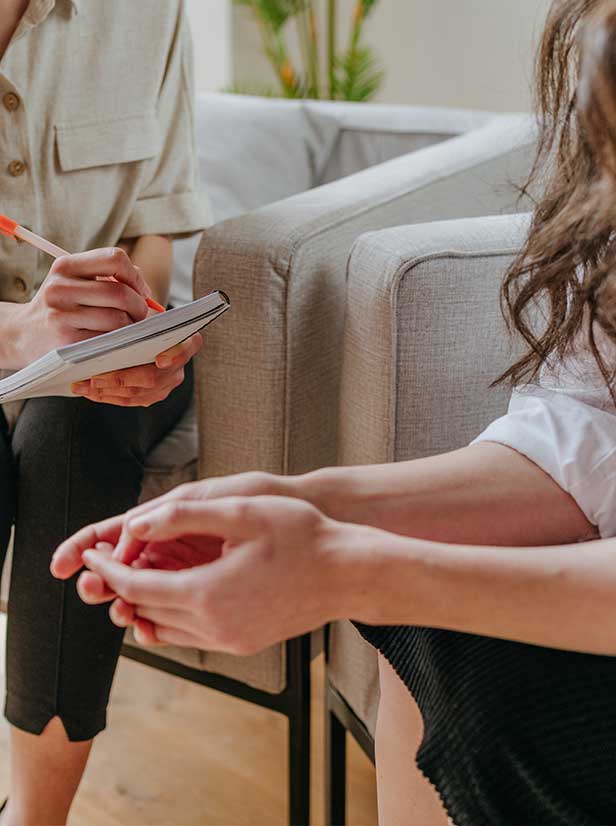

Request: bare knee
left=377, top=654, right=424, bottom=756
left=375, top=655, right=449, bottom=826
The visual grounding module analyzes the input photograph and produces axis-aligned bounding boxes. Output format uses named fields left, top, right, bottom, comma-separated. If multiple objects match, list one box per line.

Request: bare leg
left=3, top=719, right=92, bottom=826
left=375, top=655, right=449, bottom=826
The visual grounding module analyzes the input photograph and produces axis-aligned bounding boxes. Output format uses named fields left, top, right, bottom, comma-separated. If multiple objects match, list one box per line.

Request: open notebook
left=0, top=291, right=230, bottom=403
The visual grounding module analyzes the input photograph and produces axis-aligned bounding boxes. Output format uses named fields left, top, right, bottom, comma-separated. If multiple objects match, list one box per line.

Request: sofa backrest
left=304, top=100, right=494, bottom=183
left=170, top=94, right=515, bottom=306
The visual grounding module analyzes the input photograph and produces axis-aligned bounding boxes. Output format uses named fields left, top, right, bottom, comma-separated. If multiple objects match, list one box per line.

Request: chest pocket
left=55, top=112, right=161, bottom=171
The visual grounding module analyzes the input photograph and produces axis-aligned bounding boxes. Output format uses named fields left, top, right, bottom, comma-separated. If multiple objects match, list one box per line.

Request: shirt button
left=7, top=160, right=26, bottom=177
left=13, top=276, right=28, bottom=295
left=3, top=92, right=20, bottom=112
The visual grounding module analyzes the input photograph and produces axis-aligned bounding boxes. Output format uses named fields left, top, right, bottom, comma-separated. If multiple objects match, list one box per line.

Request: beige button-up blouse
left=0, top=0, right=209, bottom=304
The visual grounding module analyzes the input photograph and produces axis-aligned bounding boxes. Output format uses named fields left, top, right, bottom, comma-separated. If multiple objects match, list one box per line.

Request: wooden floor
left=0, top=616, right=377, bottom=825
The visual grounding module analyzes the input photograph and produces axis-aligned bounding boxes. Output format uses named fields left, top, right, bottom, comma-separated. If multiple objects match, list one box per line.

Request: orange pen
left=0, top=214, right=166, bottom=314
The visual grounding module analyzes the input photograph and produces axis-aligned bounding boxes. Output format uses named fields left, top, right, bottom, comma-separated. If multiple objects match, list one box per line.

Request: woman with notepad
left=0, top=1, right=208, bottom=823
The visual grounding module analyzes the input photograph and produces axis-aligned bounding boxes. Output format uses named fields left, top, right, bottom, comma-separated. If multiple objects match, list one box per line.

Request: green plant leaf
left=359, top=0, right=378, bottom=17
left=336, top=44, right=383, bottom=102
left=233, top=0, right=385, bottom=101
left=233, top=0, right=310, bottom=32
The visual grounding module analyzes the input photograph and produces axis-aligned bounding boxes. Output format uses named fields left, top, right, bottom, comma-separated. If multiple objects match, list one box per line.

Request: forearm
left=120, top=235, right=172, bottom=306
left=335, top=524, right=616, bottom=655
left=298, top=442, right=594, bottom=546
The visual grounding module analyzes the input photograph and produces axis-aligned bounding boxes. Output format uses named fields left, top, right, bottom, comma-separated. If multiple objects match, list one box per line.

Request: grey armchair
left=327, top=211, right=533, bottom=823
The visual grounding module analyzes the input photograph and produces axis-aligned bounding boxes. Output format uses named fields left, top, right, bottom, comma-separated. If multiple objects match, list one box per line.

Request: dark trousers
left=0, top=365, right=192, bottom=741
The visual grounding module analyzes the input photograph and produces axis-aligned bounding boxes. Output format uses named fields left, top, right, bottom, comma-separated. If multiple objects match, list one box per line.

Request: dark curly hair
left=499, top=0, right=616, bottom=395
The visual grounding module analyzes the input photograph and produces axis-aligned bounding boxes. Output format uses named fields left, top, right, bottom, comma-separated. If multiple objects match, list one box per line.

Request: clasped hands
left=51, top=474, right=359, bottom=655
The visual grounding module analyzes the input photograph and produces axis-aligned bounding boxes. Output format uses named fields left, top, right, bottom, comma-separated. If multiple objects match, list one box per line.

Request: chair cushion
left=144, top=396, right=198, bottom=474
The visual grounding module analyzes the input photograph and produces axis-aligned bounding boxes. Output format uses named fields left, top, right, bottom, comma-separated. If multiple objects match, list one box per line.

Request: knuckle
left=226, top=497, right=251, bottom=524
left=117, top=283, right=133, bottom=305
left=177, top=574, right=198, bottom=606
left=194, top=582, right=214, bottom=615
left=165, top=502, right=184, bottom=522
left=115, top=310, right=132, bottom=329
left=58, top=326, right=77, bottom=346
left=108, top=247, right=128, bottom=267
left=243, top=471, right=273, bottom=493
left=44, top=282, right=64, bottom=308
left=50, top=255, right=72, bottom=275
left=170, top=483, right=193, bottom=500
left=47, top=306, right=63, bottom=325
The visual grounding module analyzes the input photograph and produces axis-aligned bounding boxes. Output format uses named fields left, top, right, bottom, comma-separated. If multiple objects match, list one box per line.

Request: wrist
left=0, top=301, right=27, bottom=370
left=313, top=517, right=414, bottom=623
left=293, top=467, right=361, bottom=522
left=317, top=520, right=446, bottom=627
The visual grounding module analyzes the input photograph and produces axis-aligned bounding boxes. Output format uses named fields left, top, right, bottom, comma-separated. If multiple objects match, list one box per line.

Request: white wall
left=186, top=0, right=232, bottom=92
left=232, top=0, right=553, bottom=112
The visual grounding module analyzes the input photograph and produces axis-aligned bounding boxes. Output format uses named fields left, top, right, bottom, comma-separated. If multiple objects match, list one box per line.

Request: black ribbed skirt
left=356, top=624, right=616, bottom=826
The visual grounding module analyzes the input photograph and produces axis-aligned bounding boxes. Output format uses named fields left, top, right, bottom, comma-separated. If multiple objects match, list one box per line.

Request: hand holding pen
left=0, top=215, right=201, bottom=407
left=0, top=215, right=166, bottom=314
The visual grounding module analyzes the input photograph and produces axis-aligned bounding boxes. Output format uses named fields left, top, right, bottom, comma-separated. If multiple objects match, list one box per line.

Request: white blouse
left=473, top=331, right=616, bottom=538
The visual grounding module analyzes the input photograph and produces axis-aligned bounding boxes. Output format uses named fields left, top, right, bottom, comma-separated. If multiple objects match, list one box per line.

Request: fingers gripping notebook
left=0, top=291, right=230, bottom=403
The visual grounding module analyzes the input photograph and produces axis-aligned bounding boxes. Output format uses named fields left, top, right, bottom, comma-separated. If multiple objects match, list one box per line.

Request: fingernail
left=129, top=516, right=151, bottom=537
left=157, top=357, right=170, bottom=368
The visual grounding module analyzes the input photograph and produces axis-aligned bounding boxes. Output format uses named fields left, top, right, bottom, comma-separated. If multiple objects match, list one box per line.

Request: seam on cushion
left=280, top=254, right=292, bottom=477
left=336, top=126, right=458, bottom=138
left=386, top=248, right=521, bottom=463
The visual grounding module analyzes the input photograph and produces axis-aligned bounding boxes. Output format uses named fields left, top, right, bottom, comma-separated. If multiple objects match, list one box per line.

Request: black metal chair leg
left=287, top=634, right=312, bottom=825
left=288, top=699, right=311, bottom=826
left=326, top=709, right=347, bottom=826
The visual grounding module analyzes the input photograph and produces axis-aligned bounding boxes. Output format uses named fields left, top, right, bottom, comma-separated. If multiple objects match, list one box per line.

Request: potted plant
left=232, top=0, right=384, bottom=101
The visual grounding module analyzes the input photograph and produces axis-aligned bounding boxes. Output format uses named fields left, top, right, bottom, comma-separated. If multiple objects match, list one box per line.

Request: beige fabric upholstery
left=192, top=114, right=534, bottom=480
left=328, top=213, right=533, bottom=736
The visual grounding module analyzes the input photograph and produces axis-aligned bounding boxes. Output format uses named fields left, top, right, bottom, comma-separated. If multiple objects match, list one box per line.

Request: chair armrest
left=339, top=213, right=533, bottom=466
left=193, top=118, right=535, bottom=480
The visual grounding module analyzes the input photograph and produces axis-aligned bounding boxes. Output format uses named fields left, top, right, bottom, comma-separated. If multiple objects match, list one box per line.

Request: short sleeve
left=122, top=6, right=211, bottom=239
left=473, top=330, right=616, bottom=537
